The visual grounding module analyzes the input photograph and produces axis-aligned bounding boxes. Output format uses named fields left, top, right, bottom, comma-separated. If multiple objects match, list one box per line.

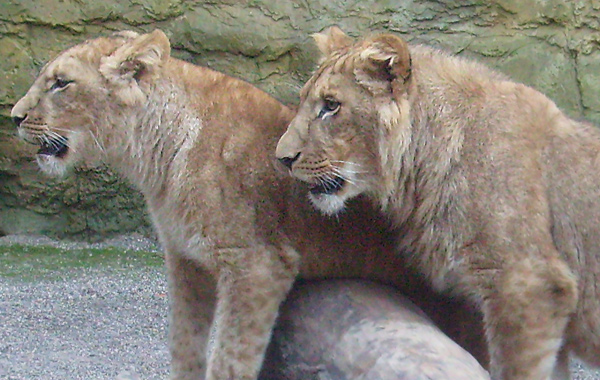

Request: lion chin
left=36, top=154, right=70, bottom=177
left=308, top=182, right=365, bottom=216
left=31, top=134, right=79, bottom=178
left=308, top=192, right=346, bottom=216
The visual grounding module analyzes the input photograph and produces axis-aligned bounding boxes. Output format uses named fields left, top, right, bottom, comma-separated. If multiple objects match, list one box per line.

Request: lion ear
left=359, top=34, right=411, bottom=89
left=99, top=29, right=170, bottom=105
left=312, top=26, right=353, bottom=57
left=100, top=29, right=170, bottom=84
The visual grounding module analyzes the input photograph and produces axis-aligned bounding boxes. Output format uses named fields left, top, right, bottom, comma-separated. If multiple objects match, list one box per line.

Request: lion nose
left=278, top=152, right=301, bottom=170
left=12, top=115, right=25, bottom=127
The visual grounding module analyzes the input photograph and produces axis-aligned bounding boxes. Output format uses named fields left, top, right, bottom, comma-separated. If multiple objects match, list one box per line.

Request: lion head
left=275, top=27, right=413, bottom=215
left=11, top=30, right=170, bottom=177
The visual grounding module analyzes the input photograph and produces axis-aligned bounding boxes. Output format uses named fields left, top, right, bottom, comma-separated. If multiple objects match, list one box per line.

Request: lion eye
left=318, top=98, right=341, bottom=119
left=50, top=78, right=73, bottom=91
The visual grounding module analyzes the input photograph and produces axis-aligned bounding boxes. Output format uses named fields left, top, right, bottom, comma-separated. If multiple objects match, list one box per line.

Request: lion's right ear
left=312, top=26, right=353, bottom=57
left=99, top=29, right=170, bottom=104
left=356, top=33, right=412, bottom=96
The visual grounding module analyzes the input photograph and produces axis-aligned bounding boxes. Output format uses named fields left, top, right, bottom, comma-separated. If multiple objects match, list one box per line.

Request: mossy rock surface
left=2, top=1, right=600, bottom=240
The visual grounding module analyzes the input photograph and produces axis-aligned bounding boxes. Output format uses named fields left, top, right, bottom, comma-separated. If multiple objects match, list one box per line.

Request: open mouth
left=309, top=176, right=345, bottom=195
left=38, top=138, right=69, bottom=158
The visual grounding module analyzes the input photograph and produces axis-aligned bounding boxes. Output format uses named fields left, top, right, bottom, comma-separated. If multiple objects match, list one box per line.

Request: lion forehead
left=45, top=55, right=87, bottom=79
left=302, top=72, right=356, bottom=105
left=42, top=35, right=130, bottom=78
left=34, top=37, right=133, bottom=92
left=15, top=37, right=128, bottom=118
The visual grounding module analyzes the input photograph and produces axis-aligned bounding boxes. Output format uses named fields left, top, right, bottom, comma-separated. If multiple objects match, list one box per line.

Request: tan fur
left=11, top=30, right=485, bottom=380
left=276, top=26, right=600, bottom=380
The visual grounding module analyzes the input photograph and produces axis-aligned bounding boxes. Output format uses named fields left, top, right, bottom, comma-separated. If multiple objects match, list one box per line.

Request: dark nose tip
left=278, top=152, right=300, bottom=170
left=12, top=116, right=25, bottom=127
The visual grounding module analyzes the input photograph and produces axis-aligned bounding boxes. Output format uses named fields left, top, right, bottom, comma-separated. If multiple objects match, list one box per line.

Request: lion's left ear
left=312, top=26, right=354, bottom=57
left=358, top=34, right=411, bottom=94
left=100, top=29, right=170, bottom=104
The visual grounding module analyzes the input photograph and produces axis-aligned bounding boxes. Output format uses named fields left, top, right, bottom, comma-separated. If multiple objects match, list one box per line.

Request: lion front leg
left=480, top=256, right=578, bottom=380
left=206, top=247, right=298, bottom=380
left=166, top=253, right=217, bottom=380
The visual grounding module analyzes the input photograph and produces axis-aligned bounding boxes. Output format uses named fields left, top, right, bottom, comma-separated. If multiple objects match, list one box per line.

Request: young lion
left=276, top=27, right=600, bottom=380
left=11, top=29, right=483, bottom=380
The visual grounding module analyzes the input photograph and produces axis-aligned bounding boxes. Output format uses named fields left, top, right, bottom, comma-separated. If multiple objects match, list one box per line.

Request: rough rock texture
left=262, top=280, right=490, bottom=380
left=2, top=0, right=600, bottom=238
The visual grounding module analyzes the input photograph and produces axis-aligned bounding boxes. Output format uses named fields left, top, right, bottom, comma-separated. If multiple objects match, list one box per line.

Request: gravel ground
left=0, top=268, right=170, bottom=380
left=0, top=234, right=598, bottom=380
left=0, top=234, right=159, bottom=253
left=0, top=234, right=169, bottom=380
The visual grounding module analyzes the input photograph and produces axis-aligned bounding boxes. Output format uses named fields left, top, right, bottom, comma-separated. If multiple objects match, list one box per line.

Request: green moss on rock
left=1, top=0, right=600, bottom=241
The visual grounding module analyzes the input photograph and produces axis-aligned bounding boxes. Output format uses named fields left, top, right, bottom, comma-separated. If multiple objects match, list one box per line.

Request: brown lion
left=276, top=26, right=600, bottom=380
left=11, top=29, right=484, bottom=379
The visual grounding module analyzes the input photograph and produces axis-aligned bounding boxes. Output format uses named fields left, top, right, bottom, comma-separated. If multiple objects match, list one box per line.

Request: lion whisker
left=88, top=130, right=106, bottom=154
left=330, top=166, right=366, bottom=185
left=315, top=175, right=330, bottom=187
left=334, top=173, right=359, bottom=186
left=330, top=160, right=364, bottom=168
left=50, top=126, right=75, bottom=133
left=323, top=175, right=340, bottom=187
left=47, top=131, right=69, bottom=147
left=314, top=175, right=338, bottom=192
left=319, top=171, right=360, bottom=189
left=330, top=162, right=368, bottom=175
left=333, top=167, right=368, bottom=175
left=338, top=176, right=357, bottom=186
left=40, top=133, right=51, bottom=146
left=327, top=169, right=347, bottom=182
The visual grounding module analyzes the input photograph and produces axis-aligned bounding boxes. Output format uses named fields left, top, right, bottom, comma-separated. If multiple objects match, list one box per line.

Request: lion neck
left=373, top=64, right=469, bottom=286
left=103, top=74, right=201, bottom=200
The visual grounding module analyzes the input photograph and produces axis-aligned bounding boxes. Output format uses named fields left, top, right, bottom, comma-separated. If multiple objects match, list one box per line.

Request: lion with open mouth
left=276, top=27, right=600, bottom=380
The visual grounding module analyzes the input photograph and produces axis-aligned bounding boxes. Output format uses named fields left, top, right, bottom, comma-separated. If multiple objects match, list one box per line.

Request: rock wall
left=2, top=0, right=600, bottom=240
